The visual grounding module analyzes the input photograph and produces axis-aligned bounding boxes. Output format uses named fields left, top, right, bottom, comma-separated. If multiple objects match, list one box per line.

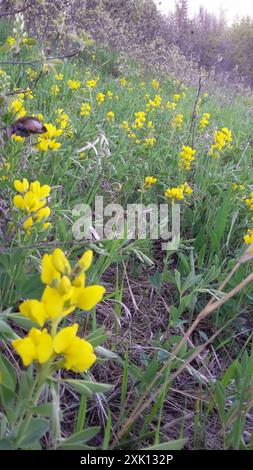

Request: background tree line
left=1, top=0, right=253, bottom=87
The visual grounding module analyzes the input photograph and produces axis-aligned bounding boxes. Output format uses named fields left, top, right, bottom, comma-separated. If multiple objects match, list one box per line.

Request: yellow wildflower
left=54, top=324, right=96, bottom=372
left=12, top=328, right=53, bottom=366
left=144, top=176, right=157, bottom=189
left=51, top=84, right=60, bottom=96
left=96, top=92, right=105, bottom=104
left=55, top=73, right=63, bottom=81
left=106, top=111, right=115, bottom=121
left=165, top=182, right=193, bottom=202
left=171, top=114, right=183, bottom=130
left=179, top=146, right=196, bottom=171
left=67, top=79, right=81, bottom=90
left=151, top=79, right=160, bottom=89
left=80, top=102, right=92, bottom=116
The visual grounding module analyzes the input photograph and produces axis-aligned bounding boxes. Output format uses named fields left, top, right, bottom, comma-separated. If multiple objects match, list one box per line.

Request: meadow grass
left=0, top=22, right=253, bottom=450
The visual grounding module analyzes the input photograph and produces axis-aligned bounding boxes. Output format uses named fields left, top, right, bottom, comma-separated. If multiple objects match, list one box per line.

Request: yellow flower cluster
left=37, top=123, right=62, bottom=151
left=9, top=97, right=26, bottom=118
left=171, top=113, right=183, bottom=130
left=121, top=112, right=156, bottom=146
left=199, top=112, right=210, bottom=129
left=56, top=108, right=69, bottom=129
left=12, top=135, right=25, bottom=143
left=133, top=111, right=146, bottom=129
left=13, top=179, right=51, bottom=233
left=146, top=94, right=162, bottom=112
left=12, top=249, right=105, bottom=372
left=80, top=102, right=92, bottom=116
left=144, top=176, right=157, bottom=189
left=57, top=109, right=73, bottom=138
left=144, top=137, right=156, bottom=147
left=0, top=161, right=10, bottom=181
left=6, top=36, right=16, bottom=46
left=13, top=323, right=96, bottom=371
left=51, top=84, right=60, bottom=96
left=232, top=183, right=245, bottom=192
left=151, top=79, right=160, bottom=89
left=244, top=229, right=253, bottom=247
left=27, top=67, right=37, bottom=81
left=165, top=101, right=177, bottom=110
left=244, top=192, right=253, bottom=212
left=106, top=111, right=115, bottom=121
left=164, top=182, right=193, bottom=202
left=208, top=127, right=232, bottom=157
left=67, top=79, right=81, bottom=91
left=173, top=93, right=182, bottom=102
left=119, top=78, right=127, bottom=87
left=179, top=145, right=196, bottom=171
left=20, top=249, right=105, bottom=326
left=55, top=73, right=63, bottom=81
left=243, top=191, right=253, bottom=251
left=96, top=92, right=105, bottom=104
left=86, top=78, right=99, bottom=89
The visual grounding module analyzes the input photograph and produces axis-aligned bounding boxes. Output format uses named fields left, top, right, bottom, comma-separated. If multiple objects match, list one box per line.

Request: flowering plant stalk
left=0, top=248, right=112, bottom=450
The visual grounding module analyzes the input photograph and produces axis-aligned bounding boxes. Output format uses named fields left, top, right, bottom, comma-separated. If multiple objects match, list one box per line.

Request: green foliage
left=0, top=16, right=253, bottom=451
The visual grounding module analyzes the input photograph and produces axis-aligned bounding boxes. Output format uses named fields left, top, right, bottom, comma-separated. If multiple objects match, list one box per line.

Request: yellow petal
left=53, top=323, right=78, bottom=353
left=19, top=299, right=47, bottom=327
left=42, top=286, right=64, bottom=319
left=39, top=185, right=51, bottom=198
left=36, top=206, right=51, bottom=221
left=13, top=195, right=25, bottom=210
left=58, top=276, right=72, bottom=295
left=78, top=250, right=93, bottom=272
left=72, top=272, right=86, bottom=288
left=76, top=285, right=105, bottom=311
left=63, top=337, right=96, bottom=372
left=41, top=254, right=60, bottom=285
left=52, top=248, right=71, bottom=275
left=12, top=337, right=36, bottom=366
left=36, top=329, right=53, bottom=363
left=14, top=178, right=29, bottom=193
left=23, top=217, right=33, bottom=230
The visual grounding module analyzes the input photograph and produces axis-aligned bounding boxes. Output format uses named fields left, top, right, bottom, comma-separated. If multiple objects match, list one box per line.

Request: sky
left=155, top=0, right=253, bottom=24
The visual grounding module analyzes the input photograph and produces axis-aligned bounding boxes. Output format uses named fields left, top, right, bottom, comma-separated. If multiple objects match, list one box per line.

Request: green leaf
left=57, top=427, right=100, bottom=448
left=31, top=403, right=54, bottom=418
left=209, top=194, right=231, bottom=253
left=64, top=379, right=113, bottom=397
left=0, top=353, right=16, bottom=392
left=174, top=269, right=181, bottom=293
left=149, top=272, right=163, bottom=291
left=178, top=293, right=194, bottom=315
left=58, top=443, right=95, bottom=450
left=86, top=328, right=107, bottom=347
left=0, top=437, right=15, bottom=450
left=144, top=438, right=187, bottom=450
left=0, top=320, right=17, bottom=339
left=19, top=417, right=49, bottom=448
left=64, top=380, right=93, bottom=397
left=7, top=313, right=39, bottom=330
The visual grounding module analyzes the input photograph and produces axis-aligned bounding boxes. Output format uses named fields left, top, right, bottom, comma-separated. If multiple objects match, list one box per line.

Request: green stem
left=75, top=395, right=87, bottom=432
left=15, top=365, right=49, bottom=447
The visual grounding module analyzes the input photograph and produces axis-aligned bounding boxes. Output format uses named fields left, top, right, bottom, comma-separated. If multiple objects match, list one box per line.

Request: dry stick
left=0, top=50, right=82, bottom=66
left=0, top=7, right=30, bottom=18
left=189, top=76, right=202, bottom=148
left=111, top=270, right=253, bottom=448
left=4, top=69, right=47, bottom=97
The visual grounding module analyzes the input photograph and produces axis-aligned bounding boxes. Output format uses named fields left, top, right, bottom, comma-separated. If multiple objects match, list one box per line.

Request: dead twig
left=189, top=75, right=202, bottom=148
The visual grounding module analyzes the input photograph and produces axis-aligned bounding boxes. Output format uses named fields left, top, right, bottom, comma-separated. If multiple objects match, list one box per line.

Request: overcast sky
left=155, top=0, right=253, bottom=24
